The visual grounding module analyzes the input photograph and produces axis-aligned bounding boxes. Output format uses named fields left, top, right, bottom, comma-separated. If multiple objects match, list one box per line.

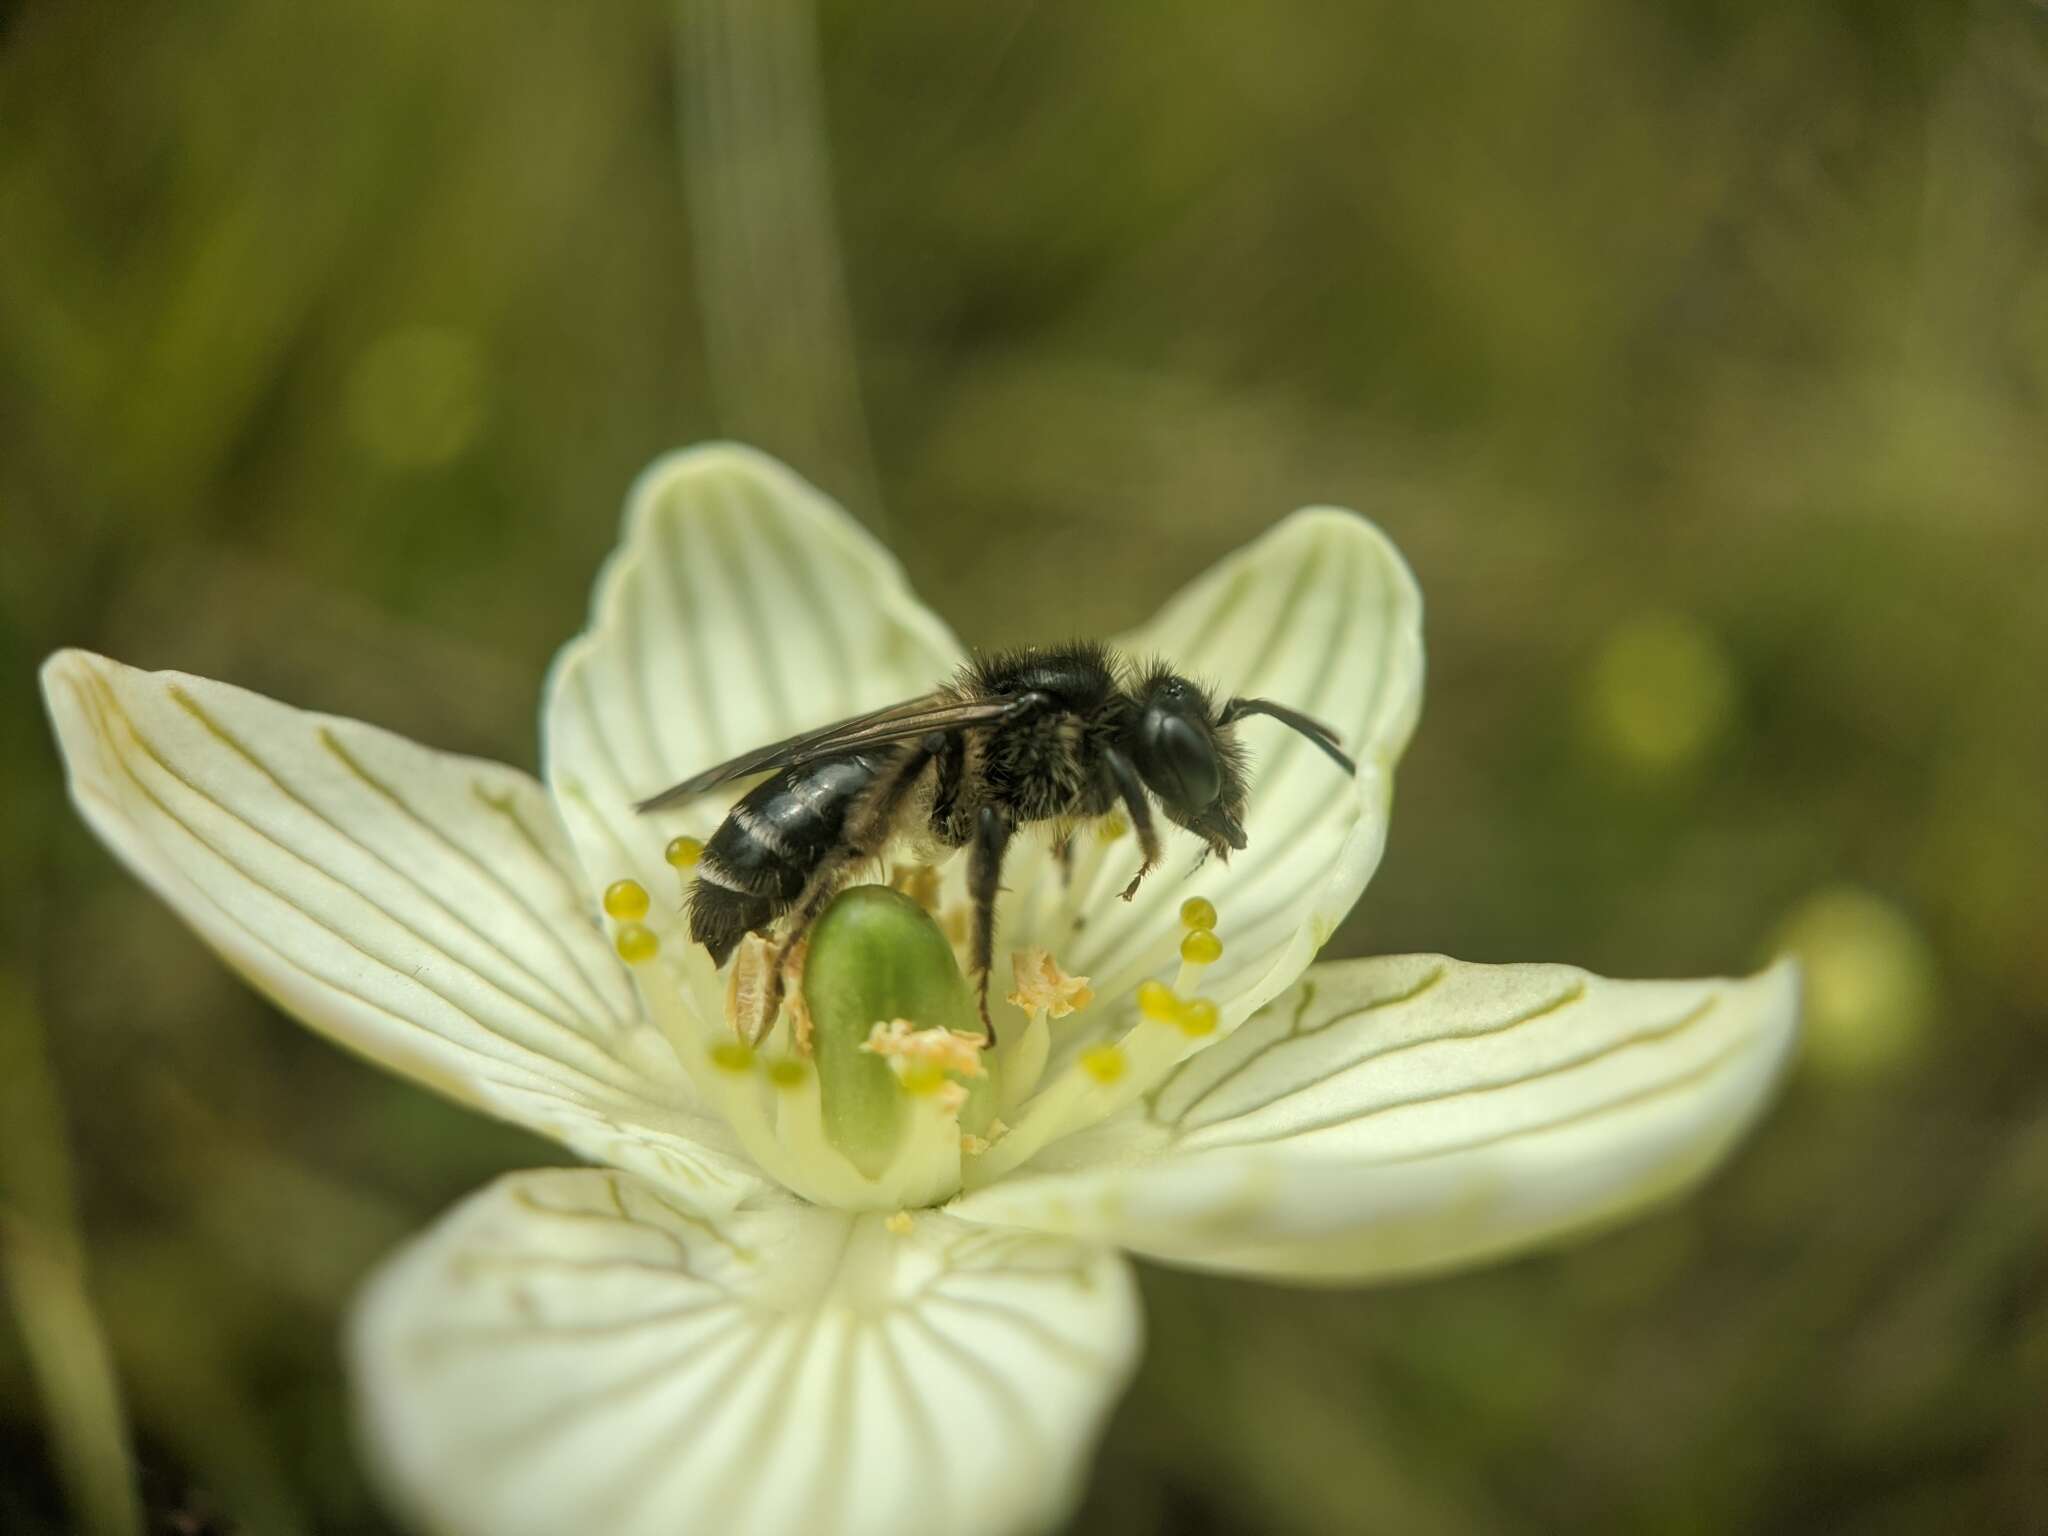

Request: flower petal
left=543, top=445, right=962, bottom=925
left=41, top=650, right=767, bottom=1207
left=352, top=1168, right=1141, bottom=1536
left=952, top=955, right=1798, bottom=1282
left=1012, top=509, right=1424, bottom=1026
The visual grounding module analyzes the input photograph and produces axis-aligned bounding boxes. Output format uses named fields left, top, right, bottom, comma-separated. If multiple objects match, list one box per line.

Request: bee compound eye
left=1147, top=710, right=1223, bottom=809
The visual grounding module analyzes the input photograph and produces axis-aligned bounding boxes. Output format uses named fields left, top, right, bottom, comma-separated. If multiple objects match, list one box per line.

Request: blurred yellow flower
left=1776, top=885, right=1936, bottom=1078
left=1582, top=611, right=1739, bottom=775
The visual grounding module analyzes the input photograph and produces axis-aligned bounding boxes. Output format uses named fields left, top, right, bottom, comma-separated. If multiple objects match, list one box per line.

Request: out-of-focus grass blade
left=675, top=0, right=886, bottom=532
left=0, top=980, right=142, bottom=1536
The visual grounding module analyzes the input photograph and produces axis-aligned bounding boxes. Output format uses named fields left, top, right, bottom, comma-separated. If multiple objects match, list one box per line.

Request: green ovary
left=802, top=885, right=997, bottom=1179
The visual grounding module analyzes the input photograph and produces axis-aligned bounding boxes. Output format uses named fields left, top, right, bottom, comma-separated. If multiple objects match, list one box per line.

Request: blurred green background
left=4, top=0, right=2046, bottom=1531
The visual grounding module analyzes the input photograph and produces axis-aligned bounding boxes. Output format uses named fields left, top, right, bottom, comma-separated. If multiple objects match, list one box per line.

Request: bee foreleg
left=968, top=806, right=1013, bottom=1045
left=1102, top=747, right=1162, bottom=902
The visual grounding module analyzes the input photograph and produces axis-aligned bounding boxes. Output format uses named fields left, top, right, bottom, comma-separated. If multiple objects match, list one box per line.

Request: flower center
left=597, top=863, right=1232, bottom=1211
left=597, top=876, right=993, bottom=1210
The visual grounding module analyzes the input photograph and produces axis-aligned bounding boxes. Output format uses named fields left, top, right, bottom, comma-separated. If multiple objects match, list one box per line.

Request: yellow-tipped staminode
left=1079, top=1045, right=1126, bottom=1085
left=603, top=878, right=650, bottom=920
left=1137, top=979, right=1180, bottom=1023
left=613, top=923, right=658, bottom=964
left=709, top=1040, right=755, bottom=1073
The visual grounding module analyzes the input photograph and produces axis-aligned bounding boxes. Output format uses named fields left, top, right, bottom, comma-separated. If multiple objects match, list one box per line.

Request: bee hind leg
left=765, top=732, right=948, bottom=1043
left=727, top=930, right=785, bottom=1045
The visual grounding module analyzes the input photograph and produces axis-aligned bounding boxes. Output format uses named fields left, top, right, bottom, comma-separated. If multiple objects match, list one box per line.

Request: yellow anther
left=1178, top=998, right=1219, bottom=1037
left=1080, top=1044, right=1127, bottom=1084
left=1095, top=814, right=1128, bottom=844
left=898, top=1062, right=949, bottom=1097
left=766, top=1057, right=809, bottom=1089
left=709, top=1040, right=755, bottom=1073
left=1180, top=896, right=1218, bottom=931
left=1007, top=948, right=1094, bottom=1020
left=665, top=835, right=704, bottom=869
left=784, top=981, right=816, bottom=1056
left=885, top=1210, right=915, bottom=1236
left=603, top=878, right=650, bottom=921
left=1180, top=929, right=1223, bottom=966
left=889, top=863, right=942, bottom=911
left=1137, top=979, right=1181, bottom=1023
left=940, top=904, right=972, bottom=952
left=613, top=922, right=658, bottom=964
left=864, top=1019, right=986, bottom=1078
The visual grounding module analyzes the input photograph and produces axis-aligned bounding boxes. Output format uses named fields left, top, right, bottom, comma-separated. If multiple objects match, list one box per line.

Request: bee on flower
left=42, top=446, right=1799, bottom=1536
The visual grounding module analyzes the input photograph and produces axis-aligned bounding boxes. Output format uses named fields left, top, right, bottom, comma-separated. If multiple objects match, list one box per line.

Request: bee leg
left=727, top=931, right=789, bottom=1045
left=1052, top=833, right=1074, bottom=889
left=1102, top=747, right=1163, bottom=902
left=766, top=733, right=948, bottom=1035
left=969, top=805, right=1013, bottom=1045
left=748, top=948, right=789, bottom=1047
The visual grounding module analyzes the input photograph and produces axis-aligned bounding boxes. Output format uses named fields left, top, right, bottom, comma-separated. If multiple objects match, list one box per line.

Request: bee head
left=1131, top=670, right=1249, bottom=857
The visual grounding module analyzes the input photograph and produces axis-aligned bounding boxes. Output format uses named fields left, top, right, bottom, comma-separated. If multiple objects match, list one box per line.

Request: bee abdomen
left=687, top=751, right=885, bottom=965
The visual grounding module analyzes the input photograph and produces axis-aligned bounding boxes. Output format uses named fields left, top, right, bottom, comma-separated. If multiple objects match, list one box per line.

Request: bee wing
left=634, top=691, right=1028, bottom=812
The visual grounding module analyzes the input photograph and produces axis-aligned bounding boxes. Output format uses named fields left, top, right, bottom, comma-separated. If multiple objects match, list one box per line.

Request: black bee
left=637, top=641, right=1353, bottom=1038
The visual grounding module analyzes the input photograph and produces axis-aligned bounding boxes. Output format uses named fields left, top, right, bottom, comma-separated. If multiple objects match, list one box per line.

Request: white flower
left=41, top=445, right=1800, bottom=1536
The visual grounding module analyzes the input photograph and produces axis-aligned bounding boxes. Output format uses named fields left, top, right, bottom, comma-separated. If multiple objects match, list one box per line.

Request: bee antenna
left=1218, top=697, right=1356, bottom=775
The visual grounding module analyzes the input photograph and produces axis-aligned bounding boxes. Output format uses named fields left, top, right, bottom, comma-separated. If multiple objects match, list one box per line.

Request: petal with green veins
left=351, top=1168, right=1141, bottom=1536
left=542, top=444, right=962, bottom=956
left=1009, top=508, right=1424, bottom=1037
left=949, top=955, right=1799, bottom=1282
left=40, top=649, right=767, bottom=1209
